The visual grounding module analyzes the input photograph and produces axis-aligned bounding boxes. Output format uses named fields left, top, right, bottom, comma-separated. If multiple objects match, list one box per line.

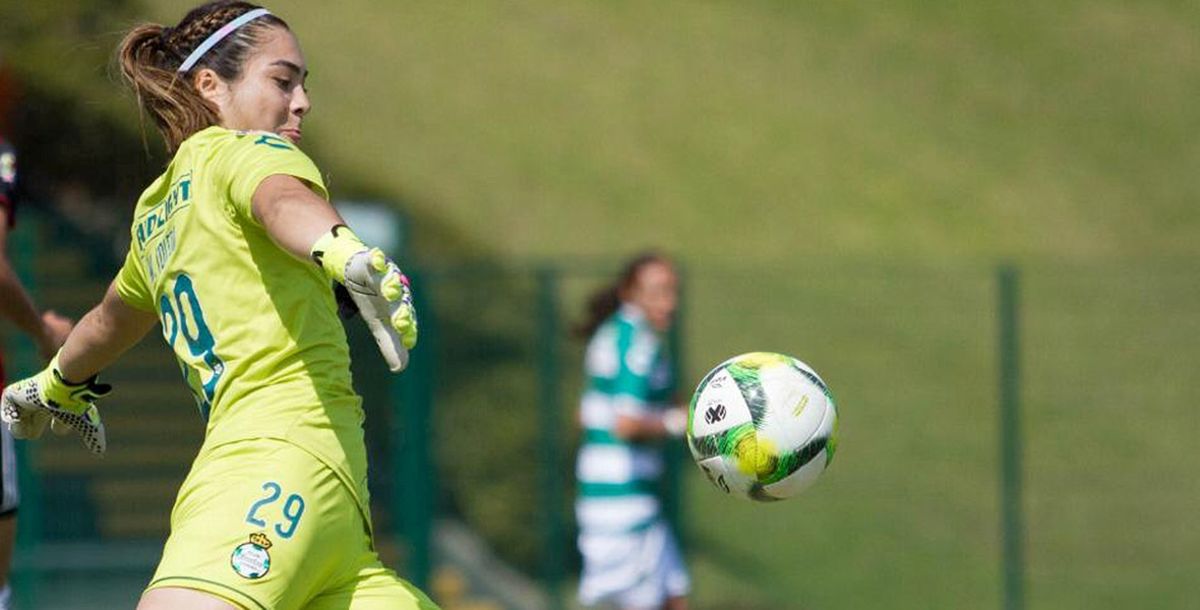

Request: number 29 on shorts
left=245, top=481, right=306, bottom=539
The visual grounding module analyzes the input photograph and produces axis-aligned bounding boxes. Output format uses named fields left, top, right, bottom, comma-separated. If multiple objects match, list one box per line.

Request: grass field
left=136, top=0, right=1200, bottom=263
left=680, top=263, right=1000, bottom=609
left=70, top=1, right=1200, bottom=608
left=1019, top=263, right=1200, bottom=609
left=677, top=261, right=1200, bottom=609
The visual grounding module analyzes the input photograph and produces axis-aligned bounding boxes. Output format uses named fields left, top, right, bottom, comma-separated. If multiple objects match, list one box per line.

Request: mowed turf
left=1018, top=263, right=1200, bottom=610
left=680, top=262, right=1199, bottom=609
left=151, top=0, right=1200, bottom=263
left=133, top=2, right=1200, bottom=608
left=682, top=263, right=1000, bottom=609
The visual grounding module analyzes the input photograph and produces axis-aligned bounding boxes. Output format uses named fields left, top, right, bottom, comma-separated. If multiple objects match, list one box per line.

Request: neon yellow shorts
left=146, top=438, right=439, bottom=610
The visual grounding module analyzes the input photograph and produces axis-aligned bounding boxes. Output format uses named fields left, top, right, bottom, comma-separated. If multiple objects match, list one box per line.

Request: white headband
left=177, top=8, right=272, bottom=73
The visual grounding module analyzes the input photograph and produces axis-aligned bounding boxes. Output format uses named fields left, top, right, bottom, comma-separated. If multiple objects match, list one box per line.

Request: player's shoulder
left=182, top=126, right=303, bottom=159
left=614, top=306, right=658, bottom=342
left=609, top=307, right=641, bottom=334
left=593, top=313, right=640, bottom=353
left=228, top=129, right=300, bottom=153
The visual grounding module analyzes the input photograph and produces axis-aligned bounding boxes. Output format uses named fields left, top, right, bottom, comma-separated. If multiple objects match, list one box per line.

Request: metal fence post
left=535, top=267, right=565, bottom=610
left=664, top=263, right=687, bottom=544
left=395, top=268, right=434, bottom=592
left=998, top=265, right=1026, bottom=610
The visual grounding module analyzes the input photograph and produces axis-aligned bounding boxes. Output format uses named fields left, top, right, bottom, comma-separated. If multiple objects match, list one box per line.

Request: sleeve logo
left=254, top=133, right=293, bottom=150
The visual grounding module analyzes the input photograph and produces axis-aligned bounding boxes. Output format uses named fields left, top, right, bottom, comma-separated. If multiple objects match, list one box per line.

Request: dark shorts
left=0, top=368, right=17, bottom=517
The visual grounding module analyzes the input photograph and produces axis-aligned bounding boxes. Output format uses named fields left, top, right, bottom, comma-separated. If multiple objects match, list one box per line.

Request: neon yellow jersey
left=114, top=126, right=370, bottom=514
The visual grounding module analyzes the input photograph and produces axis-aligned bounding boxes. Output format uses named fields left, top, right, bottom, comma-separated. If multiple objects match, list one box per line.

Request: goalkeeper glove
left=311, top=225, right=417, bottom=372
left=0, top=355, right=109, bottom=455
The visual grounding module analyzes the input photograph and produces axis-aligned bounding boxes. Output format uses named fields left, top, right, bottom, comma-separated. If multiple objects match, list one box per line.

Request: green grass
left=141, top=0, right=1200, bottom=262
left=1020, top=263, right=1200, bottom=609
left=680, top=263, right=1000, bottom=609
left=674, top=261, right=1200, bottom=609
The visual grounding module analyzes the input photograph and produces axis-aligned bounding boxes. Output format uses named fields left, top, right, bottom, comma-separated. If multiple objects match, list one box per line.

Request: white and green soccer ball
left=687, top=352, right=838, bottom=502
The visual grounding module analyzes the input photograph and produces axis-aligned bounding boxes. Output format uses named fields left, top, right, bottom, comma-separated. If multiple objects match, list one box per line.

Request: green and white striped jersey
left=575, top=304, right=675, bottom=534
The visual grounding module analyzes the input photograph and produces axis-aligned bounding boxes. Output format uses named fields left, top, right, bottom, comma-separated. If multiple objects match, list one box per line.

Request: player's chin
left=279, top=128, right=303, bottom=144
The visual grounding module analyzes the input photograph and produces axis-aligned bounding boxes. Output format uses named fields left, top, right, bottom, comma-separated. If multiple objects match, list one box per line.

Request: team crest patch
left=230, top=532, right=273, bottom=579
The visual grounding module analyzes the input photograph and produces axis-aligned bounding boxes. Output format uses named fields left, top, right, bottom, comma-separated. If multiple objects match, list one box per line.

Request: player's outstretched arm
left=1, top=282, right=158, bottom=455
left=252, top=174, right=417, bottom=372
left=251, top=174, right=344, bottom=261
left=57, top=282, right=160, bottom=381
left=614, top=407, right=687, bottom=441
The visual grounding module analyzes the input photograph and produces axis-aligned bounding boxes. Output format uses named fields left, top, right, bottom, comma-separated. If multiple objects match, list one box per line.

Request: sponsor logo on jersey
left=135, top=172, right=192, bottom=248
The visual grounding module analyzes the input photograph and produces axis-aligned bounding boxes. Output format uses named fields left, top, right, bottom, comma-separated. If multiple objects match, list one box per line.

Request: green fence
left=400, top=261, right=691, bottom=606
left=5, top=211, right=1197, bottom=609
left=673, top=261, right=1198, bottom=610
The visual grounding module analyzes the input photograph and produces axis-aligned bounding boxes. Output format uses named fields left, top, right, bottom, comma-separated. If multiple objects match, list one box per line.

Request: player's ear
left=192, top=68, right=227, bottom=107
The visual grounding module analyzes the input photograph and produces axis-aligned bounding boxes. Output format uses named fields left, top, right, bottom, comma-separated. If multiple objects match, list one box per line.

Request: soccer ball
left=686, top=352, right=838, bottom=502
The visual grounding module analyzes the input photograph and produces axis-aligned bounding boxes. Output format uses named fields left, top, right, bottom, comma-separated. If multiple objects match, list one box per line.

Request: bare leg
left=136, top=587, right=241, bottom=610
left=0, top=515, right=14, bottom=589
left=663, top=595, right=688, bottom=610
left=0, top=515, right=13, bottom=609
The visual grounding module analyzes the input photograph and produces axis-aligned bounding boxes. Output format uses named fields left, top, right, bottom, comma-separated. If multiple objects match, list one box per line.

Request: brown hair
left=117, top=1, right=290, bottom=152
left=574, top=251, right=673, bottom=340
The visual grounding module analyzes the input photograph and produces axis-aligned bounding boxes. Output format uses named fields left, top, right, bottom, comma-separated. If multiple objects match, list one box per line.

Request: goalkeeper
left=0, top=3, right=436, bottom=609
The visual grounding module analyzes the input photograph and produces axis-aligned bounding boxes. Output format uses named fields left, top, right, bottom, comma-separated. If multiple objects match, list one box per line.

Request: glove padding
left=0, top=364, right=109, bottom=455
left=343, top=248, right=418, bottom=372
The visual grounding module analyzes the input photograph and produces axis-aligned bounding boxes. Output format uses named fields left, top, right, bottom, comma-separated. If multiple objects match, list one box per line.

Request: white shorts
left=578, top=520, right=690, bottom=609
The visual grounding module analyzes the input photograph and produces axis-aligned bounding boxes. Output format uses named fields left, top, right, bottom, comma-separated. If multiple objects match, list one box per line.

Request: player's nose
left=292, top=86, right=311, bottom=117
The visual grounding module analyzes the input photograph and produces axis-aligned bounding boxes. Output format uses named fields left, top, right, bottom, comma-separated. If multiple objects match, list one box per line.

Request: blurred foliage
left=1, top=0, right=164, bottom=207
left=424, top=268, right=569, bottom=574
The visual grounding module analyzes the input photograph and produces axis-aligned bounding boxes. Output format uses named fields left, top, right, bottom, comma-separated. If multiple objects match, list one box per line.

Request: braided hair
left=117, top=1, right=290, bottom=152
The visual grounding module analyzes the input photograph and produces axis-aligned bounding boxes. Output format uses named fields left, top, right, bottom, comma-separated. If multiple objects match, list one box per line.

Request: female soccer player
left=0, top=3, right=437, bottom=609
left=574, top=253, right=691, bottom=610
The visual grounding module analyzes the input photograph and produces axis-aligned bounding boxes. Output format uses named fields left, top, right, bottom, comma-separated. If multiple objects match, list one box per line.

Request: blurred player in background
left=574, top=252, right=690, bottom=610
left=0, top=56, right=74, bottom=610
left=0, top=3, right=435, bottom=609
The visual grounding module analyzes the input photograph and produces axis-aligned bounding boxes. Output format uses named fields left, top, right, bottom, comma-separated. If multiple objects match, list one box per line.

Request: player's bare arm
left=613, top=408, right=686, bottom=441
left=56, top=282, right=159, bottom=383
left=0, top=282, right=154, bottom=453
left=252, top=173, right=344, bottom=260
left=253, top=172, right=418, bottom=371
